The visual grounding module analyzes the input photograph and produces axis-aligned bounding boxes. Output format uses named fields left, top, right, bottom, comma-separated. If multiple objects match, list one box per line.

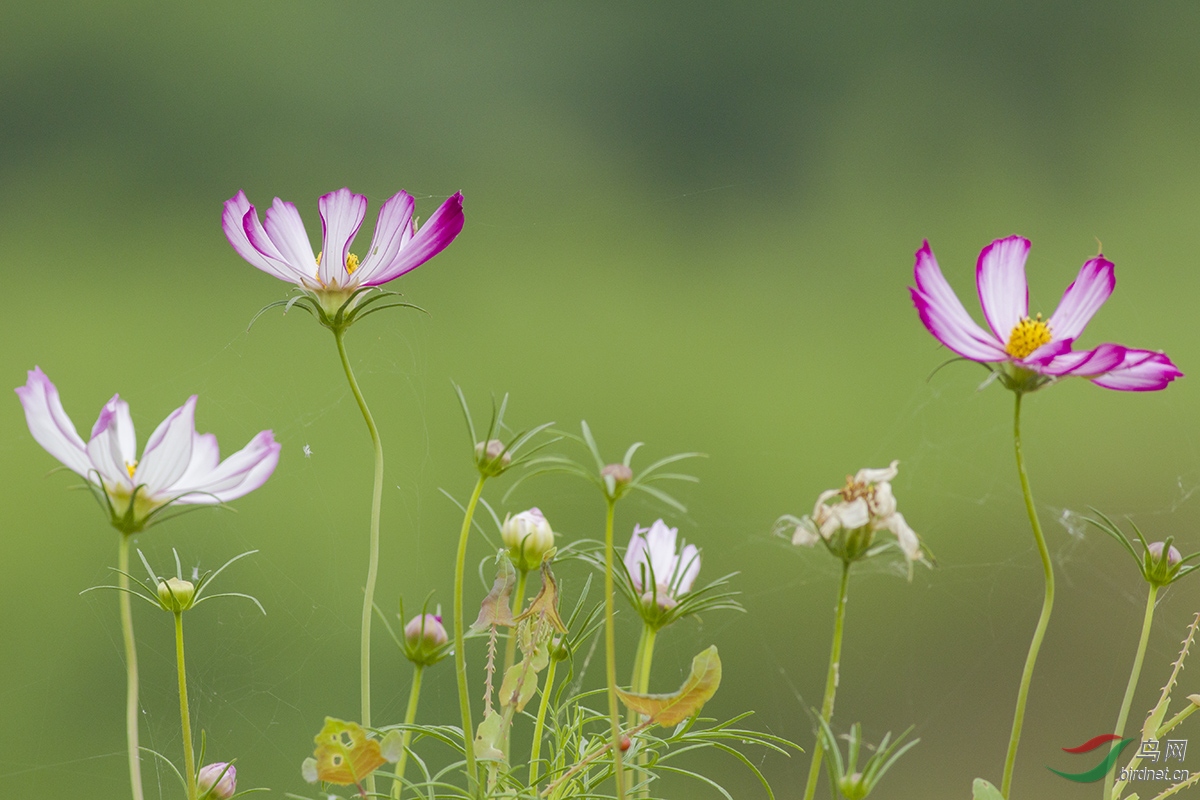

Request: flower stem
left=802, top=560, right=852, bottom=800
left=391, top=664, right=424, bottom=800
left=1104, top=583, right=1159, bottom=800
left=117, top=534, right=145, bottom=800
left=333, top=329, right=384, bottom=772
left=1001, top=391, right=1056, bottom=799
left=174, top=612, right=197, bottom=800
left=454, top=475, right=487, bottom=798
left=529, top=654, right=558, bottom=788
left=633, top=624, right=657, bottom=799
left=603, top=499, right=627, bottom=800
left=500, top=569, right=528, bottom=761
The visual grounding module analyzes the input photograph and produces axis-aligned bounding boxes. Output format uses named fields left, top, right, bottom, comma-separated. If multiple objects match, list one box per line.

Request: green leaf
left=617, top=646, right=722, bottom=726
left=473, top=710, right=505, bottom=762
left=972, top=778, right=1004, bottom=800
left=498, top=662, right=540, bottom=712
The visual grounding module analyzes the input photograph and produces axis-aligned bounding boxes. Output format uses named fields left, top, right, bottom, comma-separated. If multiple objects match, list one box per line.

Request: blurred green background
left=3, top=2, right=1200, bottom=798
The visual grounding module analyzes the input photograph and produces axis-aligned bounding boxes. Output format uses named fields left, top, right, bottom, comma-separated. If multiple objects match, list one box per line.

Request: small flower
left=224, top=187, right=464, bottom=317
left=15, top=368, right=280, bottom=534
left=197, top=762, right=237, bottom=799
left=624, top=520, right=700, bottom=610
left=156, top=577, right=196, bottom=613
left=403, top=613, right=450, bottom=666
left=783, top=461, right=922, bottom=565
left=502, top=508, right=556, bottom=571
left=910, top=237, right=1182, bottom=392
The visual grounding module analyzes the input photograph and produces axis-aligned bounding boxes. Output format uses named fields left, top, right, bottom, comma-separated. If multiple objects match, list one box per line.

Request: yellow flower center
left=314, top=251, right=360, bottom=274
left=126, top=460, right=138, bottom=479
left=1005, top=314, right=1053, bottom=359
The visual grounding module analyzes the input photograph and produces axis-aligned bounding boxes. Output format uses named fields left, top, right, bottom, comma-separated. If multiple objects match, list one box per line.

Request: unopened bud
left=601, top=463, right=633, bottom=487
left=197, top=762, right=237, bottom=799
left=475, top=439, right=512, bottom=475
left=502, top=508, right=556, bottom=571
left=404, top=613, right=449, bottom=666
left=1149, top=541, right=1183, bottom=566
left=156, top=577, right=196, bottom=613
left=619, top=735, right=632, bottom=752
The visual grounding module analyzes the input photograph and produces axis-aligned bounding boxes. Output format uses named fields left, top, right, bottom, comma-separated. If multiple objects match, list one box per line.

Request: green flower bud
left=502, top=507, right=556, bottom=571
left=156, top=577, right=196, bottom=613
left=475, top=439, right=512, bottom=476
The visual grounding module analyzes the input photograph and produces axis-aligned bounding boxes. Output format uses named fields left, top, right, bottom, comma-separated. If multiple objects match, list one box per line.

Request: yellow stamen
left=315, top=251, right=322, bottom=266
left=314, top=251, right=359, bottom=274
left=126, top=461, right=138, bottom=479
left=1005, top=314, right=1053, bottom=359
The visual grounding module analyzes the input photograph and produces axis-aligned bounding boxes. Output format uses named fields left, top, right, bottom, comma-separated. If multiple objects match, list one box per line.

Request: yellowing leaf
left=311, top=717, right=387, bottom=786
left=471, top=555, right=517, bottom=633
left=616, top=645, right=722, bottom=727
left=513, top=559, right=568, bottom=634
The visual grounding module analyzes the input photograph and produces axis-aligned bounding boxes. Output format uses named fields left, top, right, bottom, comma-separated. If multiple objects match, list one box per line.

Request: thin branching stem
left=392, top=664, right=424, bottom=800
left=454, top=475, right=487, bottom=798
left=174, top=612, right=197, bottom=800
left=333, top=326, right=385, bottom=796
left=603, top=499, right=628, bottom=800
left=803, top=560, right=851, bottom=800
left=1001, top=391, right=1056, bottom=799
left=118, top=534, right=145, bottom=800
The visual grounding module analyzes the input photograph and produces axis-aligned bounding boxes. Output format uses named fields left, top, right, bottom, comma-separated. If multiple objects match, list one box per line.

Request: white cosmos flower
left=797, top=460, right=922, bottom=562
left=15, top=367, right=281, bottom=532
left=623, top=519, right=701, bottom=609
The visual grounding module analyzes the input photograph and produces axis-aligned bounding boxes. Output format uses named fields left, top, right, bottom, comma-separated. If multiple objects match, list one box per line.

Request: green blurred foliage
left=2, top=2, right=1199, bottom=797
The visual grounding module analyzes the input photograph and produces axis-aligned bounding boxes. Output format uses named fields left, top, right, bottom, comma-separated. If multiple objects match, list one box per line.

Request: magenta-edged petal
left=136, top=396, right=197, bottom=494
left=1048, top=256, right=1115, bottom=342
left=976, top=236, right=1031, bottom=340
left=317, top=188, right=368, bottom=287
left=241, top=204, right=313, bottom=285
left=1028, top=343, right=1127, bottom=377
left=911, top=243, right=1007, bottom=361
left=173, top=430, right=280, bottom=504
left=223, top=192, right=301, bottom=283
left=1022, top=337, right=1074, bottom=364
left=86, top=395, right=138, bottom=490
left=352, top=191, right=417, bottom=284
left=1090, top=350, right=1184, bottom=391
left=360, top=192, right=464, bottom=286
left=262, top=198, right=319, bottom=279
left=14, top=367, right=92, bottom=477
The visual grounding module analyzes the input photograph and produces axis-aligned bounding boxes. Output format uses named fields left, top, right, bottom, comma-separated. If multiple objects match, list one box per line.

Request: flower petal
left=881, top=511, right=921, bottom=561
left=911, top=243, right=1007, bottom=361
left=1090, top=349, right=1184, bottom=391
left=135, top=396, right=197, bottom=494
left=1026, top=343, right=1127, bottom=377
left=261, top=198, right=319, bottom=280
left=317, top=188, right=368, bottom=287
left=643, top=519, right=679, bottom=587
left=172, top=430, right=281, bottom=503
left=352, top=191, right=417, bottom=285
left=223, top=192, right=303, bottom=283
left=854, top=460, right=898, bottom=485
left=976, top=236, right=1031, bottom=340
left=14, top=367, right=92, bottom=477
left=86, top=394, right=137, bottom=491
left=360, top=192, right=464, bottom=286
left=623, top=526, right=650, bottom=591
left=1048, top=256, right=1115, bottom=342
left=673, top=543, right=701, bottom=595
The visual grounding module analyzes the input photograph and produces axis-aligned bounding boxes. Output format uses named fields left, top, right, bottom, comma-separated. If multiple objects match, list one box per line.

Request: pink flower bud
left=197, top=762, right=236, bottom=799
left=601, top=463, right=633, bottom=486
left=404, top=613, right=449, bottom=666
left=1148, top=541, right=1183, bottom=566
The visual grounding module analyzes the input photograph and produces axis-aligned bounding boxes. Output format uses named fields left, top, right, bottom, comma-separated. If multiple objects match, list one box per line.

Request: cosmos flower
left=15, top=367, right=280, bottom=533
left=197, top=762, right=237, bottom=800
left=910, top=236, right=1182, bottom=391
left=223, top=187, right=463, bottom=309
left=623, top=519, right=700, bottom=610
left=790, top=461, right=921, bottom=564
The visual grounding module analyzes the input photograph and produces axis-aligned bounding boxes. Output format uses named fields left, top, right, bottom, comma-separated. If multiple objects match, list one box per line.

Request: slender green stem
left=391, top=664, right=424, bottom=800
left=529, top=655, right=558, bottom=788
left=1001, top=391, right=1056, bottom=799
left=802, top=560, right=852, bottom=800
left=117, top=535, right=145, bottom=800
left=174, top=612, right=197, bottom=800
left=626, top=626, right=650, bottom=728
left=1104, top=583, right=1159, bottom=800
left=633, top=625, right=657, bottom=799
left=500, top=569, right=528, bottom=761
left=454, top=475, right=487, bottom=798
left=602, top=499, right=627, bottom=800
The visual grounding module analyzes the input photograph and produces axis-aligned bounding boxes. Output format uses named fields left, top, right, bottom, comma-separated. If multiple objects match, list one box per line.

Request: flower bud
left=601, top=463, right=633, bottom=488
left=1148, top=541, right=1183, bottom=566
left=156, top=577, right=196, bottom=612
left=197, top=762, right=237, bottom=799
left=404, top=613, right=449, bottom=666
left=502, top=508, right=556, bottom=571
left=475, top=439, right=512, bottom=476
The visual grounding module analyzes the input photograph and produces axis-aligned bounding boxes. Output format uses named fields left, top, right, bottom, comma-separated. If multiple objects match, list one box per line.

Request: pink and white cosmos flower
left=223, top=187, right=463, bottom=299
left=15, top=367, right=280, bottom=532
left=910, top=236, right=1182, bottom=391
left=624, top=519, right=700, bottom=609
